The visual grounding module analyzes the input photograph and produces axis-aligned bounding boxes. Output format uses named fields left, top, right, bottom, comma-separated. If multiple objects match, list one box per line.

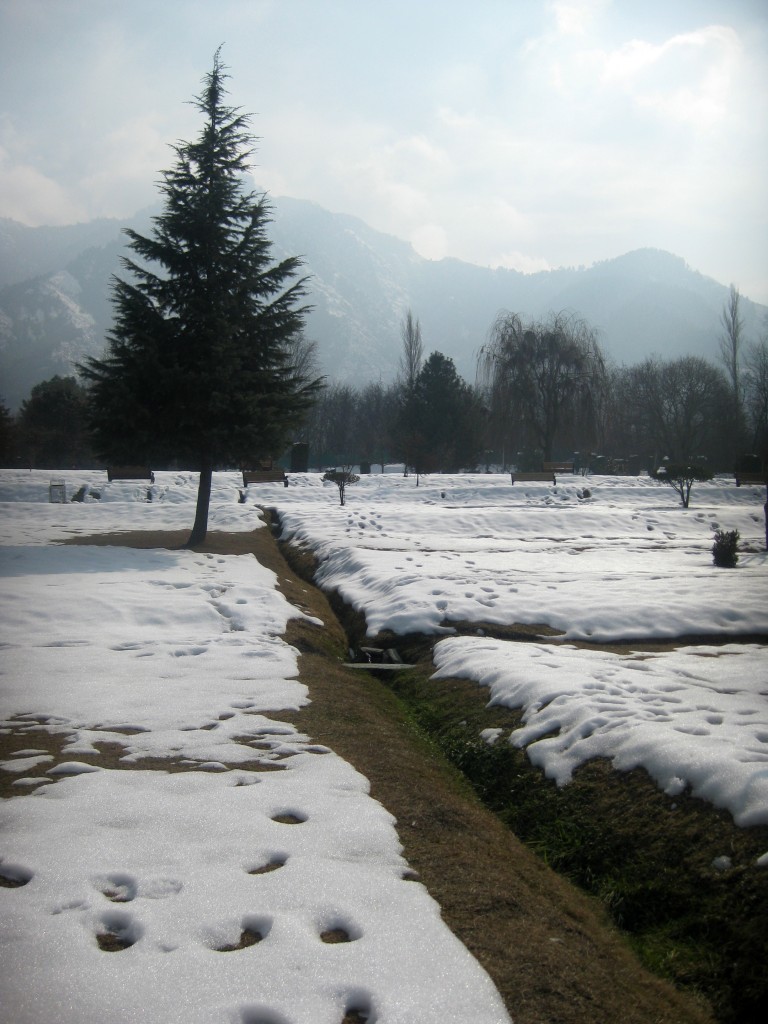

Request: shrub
left=651, top=462, right=713, bottom=508
left=323, top=468, right=360, bottom=506
left=712, top=529, right=739, bottom=568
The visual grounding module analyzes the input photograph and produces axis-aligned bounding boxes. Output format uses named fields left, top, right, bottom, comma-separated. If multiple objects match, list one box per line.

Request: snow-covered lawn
left=1, top=467, right=767, bottom=1023
left=0, top=470, right=510, bottom=1024
left=275, top=472, right=767, bottom=643
left=272, top=470, right=768, bottom=830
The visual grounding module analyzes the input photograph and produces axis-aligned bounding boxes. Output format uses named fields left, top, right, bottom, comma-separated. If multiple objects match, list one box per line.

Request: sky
left=0, top=0, right=767, bottom=302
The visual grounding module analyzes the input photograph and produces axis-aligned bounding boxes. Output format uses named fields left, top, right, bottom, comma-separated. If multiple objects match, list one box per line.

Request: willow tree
left=81, top=50, right=322, bottom=545
left=477, top=311, right=605, bottom=464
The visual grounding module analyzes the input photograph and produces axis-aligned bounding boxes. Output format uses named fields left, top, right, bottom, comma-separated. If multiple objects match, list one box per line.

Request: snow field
left=0, top=470, right=512, bottom=1024
left=269, top=470, right=768, bottom=831
left=1, top=465, right=767, bottom=1022
left=274, top=474, right=768, bottom=643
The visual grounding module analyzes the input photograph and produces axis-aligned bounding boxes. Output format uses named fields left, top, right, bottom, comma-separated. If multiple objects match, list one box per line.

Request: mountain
left=1, top=199, right=765, bottom=410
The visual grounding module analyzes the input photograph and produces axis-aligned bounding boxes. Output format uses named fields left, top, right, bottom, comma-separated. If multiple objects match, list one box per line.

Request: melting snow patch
left=712, top=856, right=732, bottom=871
left=47, top=761, right=102, bottom=776
left=481, top=728, right=504, bottom=745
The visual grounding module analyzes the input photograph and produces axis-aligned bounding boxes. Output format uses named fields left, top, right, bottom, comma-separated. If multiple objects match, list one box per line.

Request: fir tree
left=81, top=50, right=322, bottom=544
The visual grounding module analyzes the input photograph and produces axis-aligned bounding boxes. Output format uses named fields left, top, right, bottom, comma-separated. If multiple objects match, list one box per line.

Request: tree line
left=3, top=291, right=767, bottom=482
left=292, top=296, right=768, bottom=475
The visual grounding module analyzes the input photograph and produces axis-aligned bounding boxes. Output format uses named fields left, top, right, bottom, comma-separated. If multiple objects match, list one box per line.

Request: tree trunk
left=186, top=463, right=213, bottom=547
left=541, top=421, right=555, bottom=464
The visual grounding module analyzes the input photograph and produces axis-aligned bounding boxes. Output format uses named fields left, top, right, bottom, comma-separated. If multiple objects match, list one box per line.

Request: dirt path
left=8, top=526, right=714, bottom=1024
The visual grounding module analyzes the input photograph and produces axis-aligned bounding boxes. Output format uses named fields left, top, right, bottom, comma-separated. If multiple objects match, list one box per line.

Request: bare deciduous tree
left=720, top=284, right=744, bottom=402
left=744, top=336, right=768, bottom=452
left=629, top=356, right=730, bottom=465
left=398, top=310, right=423, bottom=391
left=718, top=283, right=749, bottom=455
left=286, top=333, right=321, bottom=384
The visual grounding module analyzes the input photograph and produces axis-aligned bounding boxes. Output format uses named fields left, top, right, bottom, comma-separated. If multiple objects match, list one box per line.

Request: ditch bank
left=270, top=511, right=768, bottom=1024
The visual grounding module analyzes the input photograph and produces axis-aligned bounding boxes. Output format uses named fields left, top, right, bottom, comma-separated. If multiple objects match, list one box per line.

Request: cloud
left=0, top=146, right=86, bottom=225
left=79, top=114, right=173, bottom=218
left=493, top=249, right=553, bottom=275
left=591, top=25, right=741, bottom=129
left=410, top=224, right=449, bottom=261
left=550, top=0, right=608, bottom=37
left=357, top=135, right=454, bottom=220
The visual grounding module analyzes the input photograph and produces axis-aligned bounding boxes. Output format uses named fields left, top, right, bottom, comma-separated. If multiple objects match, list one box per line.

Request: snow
left=0, top=469, right=510, bottom=1024
left=1, top=467, right=767, bottom=1021
left=272, top=470, right=767, bottom=829
left=275, top=472, right=768, bottom=643
left=432, top=638, right=768, bottom=826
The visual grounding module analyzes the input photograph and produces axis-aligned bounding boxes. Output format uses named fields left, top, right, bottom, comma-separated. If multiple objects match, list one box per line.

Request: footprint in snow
left=171, top=646, right=208, bottom=657
left=141, top=877, right=184, bottom=899
left=214, top=928, right=262, bottom=951
left=94, top=908, right=143, bottom=951
left=319, top=914, right=362, bottom=944
left=343, top=1008, right=373, bottom=1024
left=238, top=1006, right=292, bottom=1024
left=0, top=861, right=33, bottom=887
left=271, top=811, right=307, bottom=825
left=247, top=854, right=288, bottom=875
left=93, top=872, right=137, bottom=903
left=206, top=914, right=273, bottom=951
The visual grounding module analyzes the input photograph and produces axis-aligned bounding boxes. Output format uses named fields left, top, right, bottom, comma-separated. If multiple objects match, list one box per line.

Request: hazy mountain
left=1, top=198, right=765, bottom=410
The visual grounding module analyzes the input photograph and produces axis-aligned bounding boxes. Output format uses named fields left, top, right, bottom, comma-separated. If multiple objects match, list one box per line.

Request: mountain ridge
left=1, top=199, right=765, bottom=410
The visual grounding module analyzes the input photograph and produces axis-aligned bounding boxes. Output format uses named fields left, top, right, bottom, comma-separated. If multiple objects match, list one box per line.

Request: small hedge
left=712, top=529, right=740, bottom=568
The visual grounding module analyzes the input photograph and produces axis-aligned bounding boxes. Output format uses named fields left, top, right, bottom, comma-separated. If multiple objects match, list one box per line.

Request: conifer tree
left=81, top=50, right=321, bottom=544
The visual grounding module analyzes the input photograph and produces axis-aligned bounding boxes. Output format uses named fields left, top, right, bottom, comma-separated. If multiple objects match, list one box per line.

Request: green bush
left=712, top=529, right=740, bottom=568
